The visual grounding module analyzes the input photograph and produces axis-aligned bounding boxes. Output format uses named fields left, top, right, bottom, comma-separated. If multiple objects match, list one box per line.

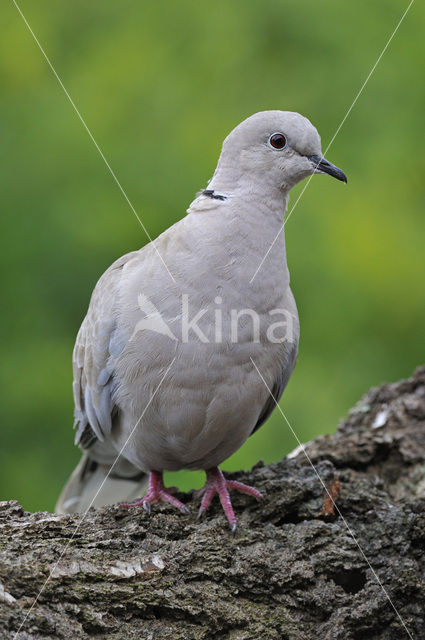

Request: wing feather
left=73, top=251, right=138, bottom=448
left=250, top=340, right=298, bottom=436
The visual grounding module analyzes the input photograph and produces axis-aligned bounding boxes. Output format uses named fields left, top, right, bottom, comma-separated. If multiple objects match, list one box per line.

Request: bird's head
left=214, top=110, right=347, bottom=194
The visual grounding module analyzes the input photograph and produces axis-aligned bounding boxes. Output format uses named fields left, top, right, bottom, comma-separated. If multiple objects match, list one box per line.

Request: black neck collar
left=202, top=189, right=227, bottom=201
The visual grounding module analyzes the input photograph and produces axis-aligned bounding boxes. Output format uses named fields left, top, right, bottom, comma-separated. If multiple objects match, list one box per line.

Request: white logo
left=129, top=294, right=177, bottom=342
left=130, top=293, right=296, bottom=345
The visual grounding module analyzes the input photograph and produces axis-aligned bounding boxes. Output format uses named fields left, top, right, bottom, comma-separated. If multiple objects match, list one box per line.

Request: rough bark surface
left=1, top=368, right=425, bottom=640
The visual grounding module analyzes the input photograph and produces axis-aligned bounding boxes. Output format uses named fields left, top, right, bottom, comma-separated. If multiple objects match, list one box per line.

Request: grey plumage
left=56, top=110, right=346, bottom=518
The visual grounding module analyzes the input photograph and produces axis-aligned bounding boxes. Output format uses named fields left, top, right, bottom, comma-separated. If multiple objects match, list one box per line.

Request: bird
left=56, top=110, right=346, bottom=531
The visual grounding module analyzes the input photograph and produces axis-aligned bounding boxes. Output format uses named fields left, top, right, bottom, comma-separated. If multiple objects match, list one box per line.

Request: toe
left=121, top=499, right=145, bottom=509
left=226, top=480, right=263, bottom=501
left=159, top=490, right=190, bottom=514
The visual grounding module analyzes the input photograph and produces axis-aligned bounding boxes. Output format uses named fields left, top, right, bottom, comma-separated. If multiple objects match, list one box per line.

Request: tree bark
left=1, top=367, right=425, bottom=640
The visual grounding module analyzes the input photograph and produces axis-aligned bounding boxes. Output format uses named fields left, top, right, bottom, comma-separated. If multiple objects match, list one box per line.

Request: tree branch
left=2, top=367, right=425, bottom=639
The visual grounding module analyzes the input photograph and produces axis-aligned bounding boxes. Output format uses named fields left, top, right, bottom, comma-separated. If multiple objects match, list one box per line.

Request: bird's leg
left=122, top=470, right=189, bottom=514
left=197, top=467, right=262, bottom=532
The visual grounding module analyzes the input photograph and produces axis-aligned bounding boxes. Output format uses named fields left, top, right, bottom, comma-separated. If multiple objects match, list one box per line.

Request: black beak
left=308, top=154, right=347, bottom=183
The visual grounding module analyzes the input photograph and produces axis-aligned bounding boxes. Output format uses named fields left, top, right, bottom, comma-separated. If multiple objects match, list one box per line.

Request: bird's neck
left=207, top=168, right=290, bottom=230
left=208, top=164, right=287, bottom=203
left=190, top=171, right=291, bottom=291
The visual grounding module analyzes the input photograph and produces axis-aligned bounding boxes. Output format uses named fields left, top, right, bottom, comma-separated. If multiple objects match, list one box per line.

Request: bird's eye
left=268, top=133, right=287, bottom=150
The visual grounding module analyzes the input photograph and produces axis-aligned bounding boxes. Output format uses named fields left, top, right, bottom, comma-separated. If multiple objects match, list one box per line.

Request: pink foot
left=122, top=470, right=190, bottom=514
left=197, top=467, right=262, bottom=532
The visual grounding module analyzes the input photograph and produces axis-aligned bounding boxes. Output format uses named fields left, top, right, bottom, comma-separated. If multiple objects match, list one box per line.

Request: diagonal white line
left=250, top=0, right=415, bottom=284
left=250, top=357, right=414, bottom=640
left=13, top=357, right=176, bottom=639
left=12, top=0, right=176, bottom=283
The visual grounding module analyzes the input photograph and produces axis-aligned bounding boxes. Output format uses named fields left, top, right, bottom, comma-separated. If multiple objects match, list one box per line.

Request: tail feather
left=55, top=451, right=148, bottom=514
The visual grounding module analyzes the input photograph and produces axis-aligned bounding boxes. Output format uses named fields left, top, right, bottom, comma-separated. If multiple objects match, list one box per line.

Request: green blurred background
left=1, top=1, right=424, bottom=512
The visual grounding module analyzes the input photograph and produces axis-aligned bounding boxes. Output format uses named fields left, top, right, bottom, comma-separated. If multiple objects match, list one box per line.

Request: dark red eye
left=269, top=133, right=287, bottom=149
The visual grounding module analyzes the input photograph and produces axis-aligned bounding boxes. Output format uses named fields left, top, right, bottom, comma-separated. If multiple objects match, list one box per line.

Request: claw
left=122, top=470, right=190, bottom=516
left=195, top=467, right=262, bottom=531
left=143, top=501, right=151, bottom=514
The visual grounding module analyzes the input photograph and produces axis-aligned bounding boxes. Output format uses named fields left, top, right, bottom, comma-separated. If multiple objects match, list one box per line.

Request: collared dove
left=56, top=110, right=346, bottom=530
